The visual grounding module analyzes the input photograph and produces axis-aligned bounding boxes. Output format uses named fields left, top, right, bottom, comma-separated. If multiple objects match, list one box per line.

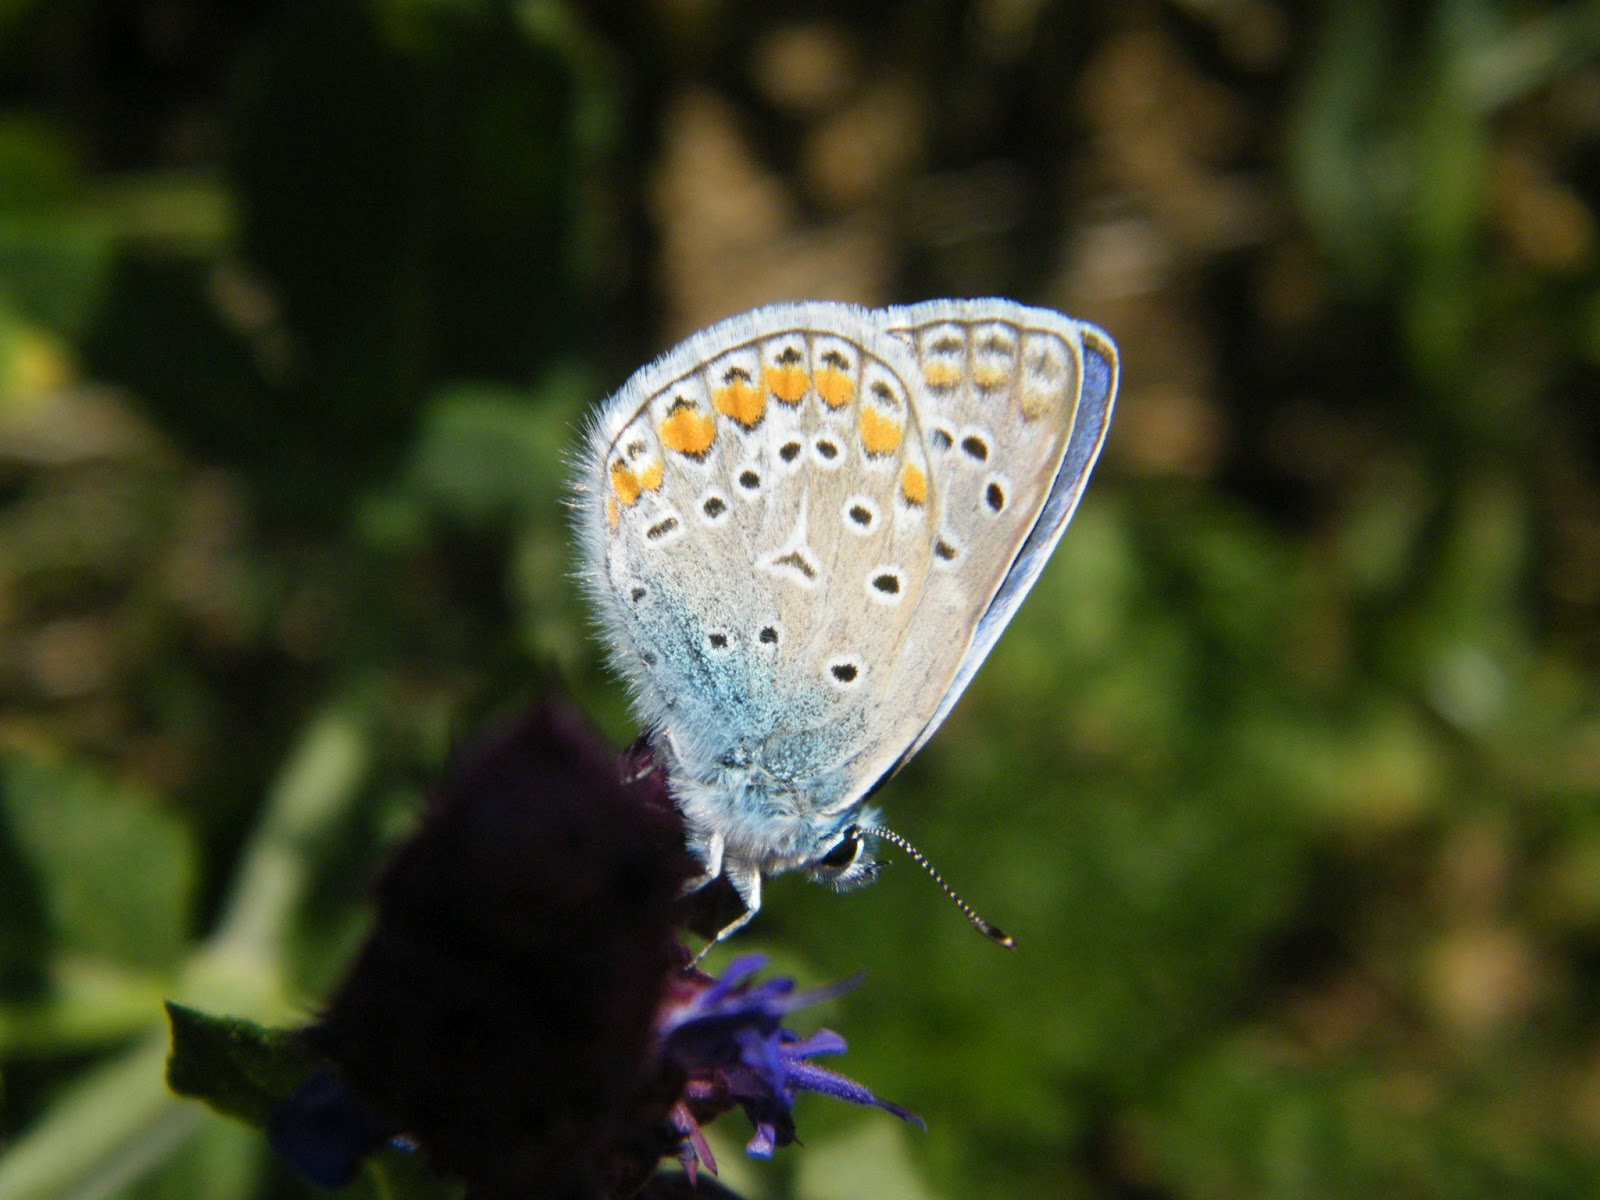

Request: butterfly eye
left=808, top=827, right=878, bottom=892
left=818, top=831, right=861, bottom=871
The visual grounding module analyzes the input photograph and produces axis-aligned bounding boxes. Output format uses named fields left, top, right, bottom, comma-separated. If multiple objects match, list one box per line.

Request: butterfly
left=574, top=299, right=1117, bottom=944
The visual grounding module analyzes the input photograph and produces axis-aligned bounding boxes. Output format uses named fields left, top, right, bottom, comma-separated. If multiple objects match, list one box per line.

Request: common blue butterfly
left=575, top=300, right=1117, bottom=944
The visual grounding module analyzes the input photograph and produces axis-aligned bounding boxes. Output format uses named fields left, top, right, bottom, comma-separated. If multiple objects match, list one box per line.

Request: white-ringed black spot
left=985, top=481, right=1006, bottom=512
left=935, top=538, right=959, bottom=561
left=646, top=516, right=679, bottom=540
left=830, top=661, right=860, bottom=684
left=816, top=438, right=839, bottom=460
left=707, top=632, right=730, bottom=650
left=930, top=427, right=953, bottom=451
left=759, top=626, right=779, bottom=645
left=843, top=496, right=879, bottom=534
left=866, top=563, right=905, bottom=605
left=702, top=495, right=727, bottom=519
left=738, top=469, right=761, bottom=491
left=779, top=441, right=802, bottom=463
left=630, top=586, right=647, bottom=602
left=961, top=434, right=989, bottom=461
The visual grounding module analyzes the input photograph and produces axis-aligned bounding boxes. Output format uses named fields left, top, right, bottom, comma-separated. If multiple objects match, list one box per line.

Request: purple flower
left=269, top=703, right=918, bottom=1199
left=659, top=954, right=922, bottom=1171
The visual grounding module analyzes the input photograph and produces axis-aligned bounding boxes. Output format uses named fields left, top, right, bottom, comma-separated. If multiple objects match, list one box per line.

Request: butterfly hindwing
left=870, top=299, right=1115, bottom=776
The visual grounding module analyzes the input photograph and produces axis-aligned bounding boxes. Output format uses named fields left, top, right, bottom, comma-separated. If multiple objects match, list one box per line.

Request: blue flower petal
left=783, top=1059, right=927, bottom=1130
left=785, top=1028, right=848, bottom=1059
left=268, top=1069, right=396, bottom=1188
left=662, top=957, right=923, bottom=1161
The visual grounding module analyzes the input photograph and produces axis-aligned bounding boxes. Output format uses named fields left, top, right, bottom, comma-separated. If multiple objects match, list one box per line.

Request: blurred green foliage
left=2, top=1, right=1599, bottom=1198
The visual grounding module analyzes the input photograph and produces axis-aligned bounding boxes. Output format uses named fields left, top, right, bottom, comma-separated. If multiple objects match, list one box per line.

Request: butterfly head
left=804, top=823, right=882, bottom=891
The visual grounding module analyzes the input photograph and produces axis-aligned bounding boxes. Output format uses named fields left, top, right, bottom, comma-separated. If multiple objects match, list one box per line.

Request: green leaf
left=164, top=1002, right=313, bottom=1129
left=0, top=754, right=195, bottom=973
left=406, top=374, right=588, bottom=527
left=163, top=1003, right=460, bottom=1199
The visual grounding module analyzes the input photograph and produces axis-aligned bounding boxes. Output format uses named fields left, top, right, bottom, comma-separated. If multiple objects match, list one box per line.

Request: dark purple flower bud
left=269, top=702, right=919, bottom=1199
left=296, top=703, right=694, bottom=1198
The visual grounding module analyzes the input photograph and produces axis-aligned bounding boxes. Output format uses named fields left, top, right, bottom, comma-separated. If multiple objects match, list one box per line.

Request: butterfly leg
left=680, top=830, right=725, bottom=896
left=715, top=863, right=760, bottom=940
left=686, top=860, right=761, bottom=967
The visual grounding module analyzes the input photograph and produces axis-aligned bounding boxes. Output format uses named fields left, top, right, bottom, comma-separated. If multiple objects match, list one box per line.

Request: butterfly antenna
left=860, top=825, right=1016, bottom=949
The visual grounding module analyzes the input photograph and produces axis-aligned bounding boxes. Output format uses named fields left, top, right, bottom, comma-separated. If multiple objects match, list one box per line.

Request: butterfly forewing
left=593, top=305, right=939, bottom=804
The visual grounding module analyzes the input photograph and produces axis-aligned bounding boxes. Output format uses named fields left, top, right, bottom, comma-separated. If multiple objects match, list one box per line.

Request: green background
left=3, top=1, right=1600, bottom=1197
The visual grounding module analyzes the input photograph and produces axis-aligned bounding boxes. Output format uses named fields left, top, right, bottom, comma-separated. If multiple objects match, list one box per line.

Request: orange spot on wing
left=815, top=367, right=854, bottom=409
left=899, top=462, right=927, bottom=507
left=1020, top=387, right=1055, bottom=420
left=637, top=460, right=664, bottom=491
left=714, top=380, right=766, bottom=428
left=659, top=404, right=717, bottom=456
left=973, top=365, right=1011, bottom=391
left=860, top=407, right=903, bottom=457
left=923, top=362, right=962, bottom=389
left=605, top=497, right=619, bottom=528
left=611, top=461, right=643, bottom=507
left=764, top=364, right=810, bottom=406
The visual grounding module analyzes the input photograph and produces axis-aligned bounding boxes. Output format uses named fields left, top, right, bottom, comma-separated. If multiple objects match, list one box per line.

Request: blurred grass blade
left=0, top=702, right=373, bottom=1198
left=203, top=702, right=374, bottom=977
left=0, top=1034, right=200, bottom=1200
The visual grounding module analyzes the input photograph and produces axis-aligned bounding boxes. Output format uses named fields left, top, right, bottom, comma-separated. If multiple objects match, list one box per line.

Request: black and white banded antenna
left=860, top=824, right=1016, bottom=949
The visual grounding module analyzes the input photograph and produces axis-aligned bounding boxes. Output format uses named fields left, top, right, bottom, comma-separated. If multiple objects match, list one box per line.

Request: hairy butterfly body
left=575, top=299, right=1117, bottom=941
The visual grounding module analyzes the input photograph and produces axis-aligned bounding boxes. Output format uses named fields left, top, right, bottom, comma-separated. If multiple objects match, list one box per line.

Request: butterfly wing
left=574, top=298, right=1116, bottom=877
left=862, top=299, right=1118, bottom=782
left=575, top=303, right=942, bottom=823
